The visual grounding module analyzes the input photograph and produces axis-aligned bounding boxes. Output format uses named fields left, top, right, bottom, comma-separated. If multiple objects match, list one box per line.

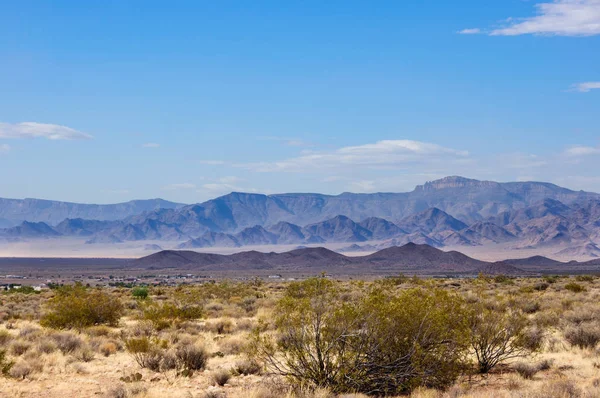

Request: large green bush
left=40, top=283, right=123, bottom=329
left=250, top=278, right=471, bottom=395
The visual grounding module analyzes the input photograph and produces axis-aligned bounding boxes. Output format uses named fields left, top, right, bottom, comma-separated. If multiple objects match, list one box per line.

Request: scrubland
left=2, top=275, right=600, bottom=397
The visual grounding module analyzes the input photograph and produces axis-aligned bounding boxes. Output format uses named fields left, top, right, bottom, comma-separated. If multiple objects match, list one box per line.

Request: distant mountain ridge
left=2, top=176, right=600, bottom=258
left=133, top=243, right=521, bottom=275
left=0, top=198, right=184, bottom=226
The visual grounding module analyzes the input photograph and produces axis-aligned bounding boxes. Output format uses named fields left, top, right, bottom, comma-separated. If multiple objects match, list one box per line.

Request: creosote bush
left=250, top=277, right=471, bottom=395
left=469, top=299, right=540, bottom=373
left=40, top=283, right=123, bottom=329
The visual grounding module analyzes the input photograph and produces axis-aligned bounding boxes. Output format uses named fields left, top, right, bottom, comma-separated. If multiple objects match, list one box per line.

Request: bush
left=142, top=301, right=203, bottom=330
left=40, top=284, right=123, bottom=329
left=469, top=301, right=540, bottom=373
left=232, top=359, right=262, bottom=375
left=51, top=332, right=83, bottom=354
left=9, top=340, right=31, bottom=356
left=100, top=342, right=118, bottom=357
left=513, top=362, right=539, bottom=379
left=575, top=275, right=595, bottom=282
left=564, top=282, right=586, bottom=293
left=74, top=346, right=95, bottom=362
left=204, top=319, right=234, bottom=334
left=8, top=361, right=31, bottom=379
left=132, top=287, right=149, bottom=300
left=175, top=343, right=208, bottom=372
left=564, top=323, right=600, bottom=349
left=250, top=278, right=471, bottom=395
left=0, top=350, right=14, bottom=376
left=212, top=369, right=231, bottom=386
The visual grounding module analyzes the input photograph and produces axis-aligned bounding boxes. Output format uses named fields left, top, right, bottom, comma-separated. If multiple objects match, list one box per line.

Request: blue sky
left=0, top=0, right=599, bottom=204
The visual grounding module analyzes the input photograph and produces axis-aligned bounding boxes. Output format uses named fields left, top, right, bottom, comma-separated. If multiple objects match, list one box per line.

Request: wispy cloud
left=242, top=140, right=469, bottom=172
left=0, top=122, right=92, bottom=140
left=0, top=144, right=10, bottom=153
left=564, top=145, right=600, bottom=156
left=199, top=160, right=226, bottom=165
left=570, top=82, right=600, bottom=92
left=162, top=183, right=197, bottom=191
left=142, top=143, right=160, bottom=148
left=458, top=28, right=481, bottom=35
left=258, top=136, right=315, bottom=147
left=486, top=0, right=600, bottom=36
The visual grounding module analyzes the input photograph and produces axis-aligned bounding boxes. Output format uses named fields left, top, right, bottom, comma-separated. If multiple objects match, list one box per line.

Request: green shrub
left=469, top=301, right=541, bottom=373
left=132, top=287, right=149, bottom=300
left=564, top=282, right=586, bottom=293
left=250, top=278, right=471, bottom=395
left=575, top=275, right=595, bottom=282
left=142, top=301, right=203, bottom=330
left=40, top=284, right=123, bottom=329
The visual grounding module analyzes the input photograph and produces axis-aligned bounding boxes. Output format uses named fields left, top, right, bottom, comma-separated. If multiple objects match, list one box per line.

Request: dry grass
left=2, top=277, right=600, bottom=397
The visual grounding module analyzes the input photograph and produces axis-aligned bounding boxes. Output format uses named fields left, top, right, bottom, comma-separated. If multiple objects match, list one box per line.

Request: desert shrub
left=19, top=325, right=41, bottom=340
left=8, top=360, right=32, bottom=379
left=36, top=340, right=58, bottom=354
left=0, top=330, right=12, bottom=345
left=85, top=325, right=113, bottom=337
left=575, top=275, right=595, bottom=282
left=521, top=301, right=541, bottom=314
left=564, top=323, right=600, bottom=349
left=51, top=332, right=83, bottom=354
left=142, top=301, right=203, bottom=330
left=0, top=350, right=14, bottom=376
left=219, top=336, right=247, bottom=355
left=537, top=378, right=581, bottom=398
left=232, top=358, right=262, bottom=375
left=469, top=300, right=541, bottom=373
left=493, top=275, right=513, bottom=284
left=212, top=369, right=232, bottom=386
left=251, top=278, right=471, bottom=395
left=204, top=318, right=234, bottom=334
left=533, top=282, right=549, bottom=291
left=235, top=318, right=256, bottom=331
left=175, top=343, right=208, bottom=372
left=74, top=346, right=95, bottom=362
left=41, top=284, right=123, bottom=329
left=106, top=385, right=128, bottom=398
left=100, top=342, right=118, bottom=356
left=125, top=337, right=172, bottom=372
left=132, top=287, right=149, bottom=300
left=10, top=340, right=31, bottom=356
left=513, top=362, right=539, bottom=379
left=564, top=282, right=586, bottom=293
left=537, top=359, right=554, bottom=371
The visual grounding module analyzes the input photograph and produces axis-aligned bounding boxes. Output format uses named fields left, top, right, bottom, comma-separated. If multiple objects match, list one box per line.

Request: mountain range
left=2, top=176, right=600, bottom=258
left=133, top=243, right=521, bottom=275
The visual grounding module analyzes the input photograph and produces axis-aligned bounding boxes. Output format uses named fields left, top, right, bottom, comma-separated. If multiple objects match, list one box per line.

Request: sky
left=0, top=0, right=599, bottom=204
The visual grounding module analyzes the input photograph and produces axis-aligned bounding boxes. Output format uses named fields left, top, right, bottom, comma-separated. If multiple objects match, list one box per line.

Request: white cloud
left=458, top=28, right=482, bottom=35
left=142, top=143, right=160, bottom=148
left=218, top=176, right=242, bottom=184
left=571, top=82, right=600, bottom=92
left=199, top=160, right=226, bottom=165
left=489, top=0, right=600, bottom=36
left=102, top=189, right=131, bottom=195
left=349, top=180, right=376, bottom=192
left=242, top=140, right=469, bottom=172
left=162, top=183, right=196, bottom=191
left=0, top=122, right=92, bottom=140
left=0, top=144, right=10, bottom=153
left=499, top=153, right=549, bottom=169
left=564, top=145, right=600, bottom=156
